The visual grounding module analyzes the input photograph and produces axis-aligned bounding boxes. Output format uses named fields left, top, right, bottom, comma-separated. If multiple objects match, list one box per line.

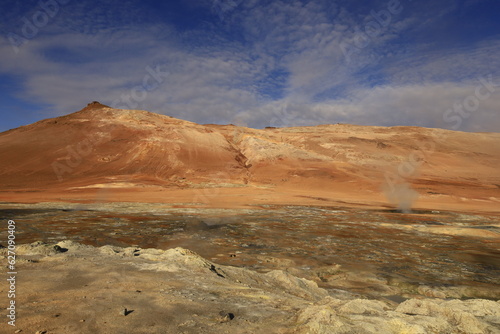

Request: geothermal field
left=1, top=103, right=499, bottom=333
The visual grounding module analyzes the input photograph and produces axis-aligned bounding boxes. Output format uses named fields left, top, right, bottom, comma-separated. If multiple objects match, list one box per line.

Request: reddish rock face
left=0, top=103, right=499, bottom=213
left=0, top=104, right=249, bottom=190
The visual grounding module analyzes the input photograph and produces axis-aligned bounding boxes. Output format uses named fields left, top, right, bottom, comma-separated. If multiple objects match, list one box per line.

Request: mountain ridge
left=1, top=102, right=499, bottom=213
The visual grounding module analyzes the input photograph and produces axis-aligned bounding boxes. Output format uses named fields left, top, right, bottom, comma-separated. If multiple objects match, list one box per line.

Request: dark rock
left=218, top=311, right=235, bottom=323
left=86, top=101, right=109, bottom=109
left=120, top=308, right=133, bottom=316
left=53, top=245, right=68, bottom=253
left=210, top=264, right=225, bottom=278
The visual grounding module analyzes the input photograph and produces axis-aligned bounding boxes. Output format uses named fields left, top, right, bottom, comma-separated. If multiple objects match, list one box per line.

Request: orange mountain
left=1, top=102, right=499, bottom=212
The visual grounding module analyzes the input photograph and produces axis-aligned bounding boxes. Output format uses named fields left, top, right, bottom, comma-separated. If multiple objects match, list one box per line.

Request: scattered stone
left=53, top=245, right=64, bottom=253
left=210, top=264, right=225, bottom=278
left=120, top=308, right=133, bottom=316
left=14, top=330, right=22, bottom=333
left=35, top=331, right=47, bottom=334
left=218, top=311, right=235, bottom=323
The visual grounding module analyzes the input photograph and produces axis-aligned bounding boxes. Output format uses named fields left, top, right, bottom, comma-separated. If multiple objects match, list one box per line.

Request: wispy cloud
left=0, top=0, right=498, bottom=132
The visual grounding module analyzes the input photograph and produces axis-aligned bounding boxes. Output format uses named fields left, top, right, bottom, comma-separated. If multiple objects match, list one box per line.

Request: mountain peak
left=83, top=101, right=110, bottom=110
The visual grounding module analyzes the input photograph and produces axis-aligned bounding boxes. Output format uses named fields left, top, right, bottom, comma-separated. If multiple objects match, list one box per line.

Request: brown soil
left=0, top=103, right=498, bottom=214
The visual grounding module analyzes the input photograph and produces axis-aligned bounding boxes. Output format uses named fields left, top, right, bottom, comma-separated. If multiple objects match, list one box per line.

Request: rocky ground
left=1, top=240, right=500, bottom=334
left=1, top=202, right=499, bottom=301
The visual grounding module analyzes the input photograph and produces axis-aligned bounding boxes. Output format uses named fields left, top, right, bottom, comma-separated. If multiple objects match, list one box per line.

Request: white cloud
left=0, top=0, right=498, bottom=133
left=385, top=40, right=500, bottom=85
left=0, top=25, right=264, bottom=123
left=237, top=81, right=500, bottom=132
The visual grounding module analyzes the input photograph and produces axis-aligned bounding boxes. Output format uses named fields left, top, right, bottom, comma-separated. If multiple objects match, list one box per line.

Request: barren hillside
left=0, top=102, right=499, bottom=212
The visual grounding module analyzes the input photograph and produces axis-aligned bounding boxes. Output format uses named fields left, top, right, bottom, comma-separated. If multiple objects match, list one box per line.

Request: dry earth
left=0, top=102, right=498, bottom=213
left=1, top=241, right=500, bottom=334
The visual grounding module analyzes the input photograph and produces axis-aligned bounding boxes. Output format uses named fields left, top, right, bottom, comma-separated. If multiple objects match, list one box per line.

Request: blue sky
left=0, top=0, right=499, bottom=132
